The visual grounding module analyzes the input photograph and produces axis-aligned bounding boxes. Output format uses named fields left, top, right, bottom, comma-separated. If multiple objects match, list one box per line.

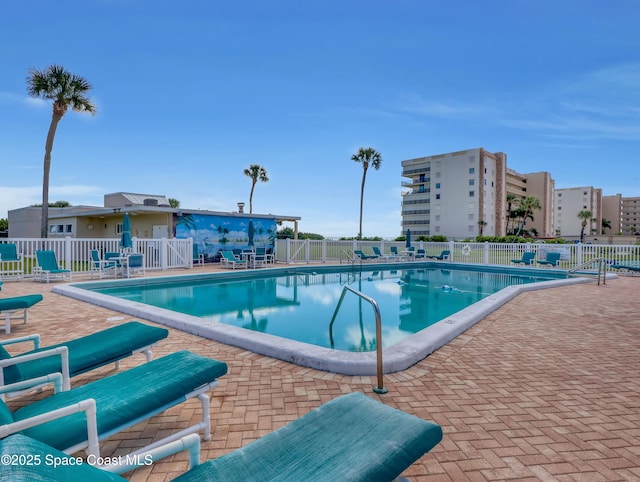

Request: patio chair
left=124, top=253, right=145, bottom=278
left=90, top=250, right=119, bottom=279
left=220, top=251, right=247, bottom=269
left=0, top=321, right=169, bottom=395
left=250, top=247, right=268, bottom=269
left=511, top=251, right=535, bottom=266
left=415, top=248, right=426, bottom=259
left=0, top=350, right=228, bottom=458
left=34, top=250, right=71, bottom=283
left=0, top=392, right=443, bottom=481
left=536, top=252, right=561, bottom=267
left=193, top=244, right=205, bottom=266
left=0, top=243, right=24, bottom=280
left=427, top=250, right=450, bottom=260
left=0, top=294, right=43, bottom=335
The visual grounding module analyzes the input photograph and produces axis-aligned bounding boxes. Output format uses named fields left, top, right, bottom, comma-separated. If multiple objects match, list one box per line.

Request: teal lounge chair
left=0, top=321, right=169, bottom=394
left=427, top=250, right=450, bottom=260
left=220, top=250, right=247, bottom=269
left=0, top=350, right=228, bottom=458
left=34, top=250, right=71, bottom=283
left=0, top=392, right=442, bottom=481
left=415, top=248, right=426, bottom=259
left=0, top=243, right=24, bottom=280
left=610, top=261, right=640, bottom=273
left=124, top=253, right=145, bottom=278
left=537, top=252, right=561, bottom=267
left=511, top=251, right=535, bottom=265
left=0, top=294, right=43, bottom=335
left=354, top=249, right=377, bottom=261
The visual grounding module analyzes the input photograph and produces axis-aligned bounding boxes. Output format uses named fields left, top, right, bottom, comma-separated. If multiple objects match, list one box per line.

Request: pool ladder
left=567, top=256, right=608, bottom=285
left=329, top=285, right=387, bottom=394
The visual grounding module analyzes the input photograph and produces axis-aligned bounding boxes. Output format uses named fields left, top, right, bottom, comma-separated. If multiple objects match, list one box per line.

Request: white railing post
left=286, top=238, right=291, bottom=264
left=322, top=239, right=327, bottom=263
left=484, top=241, right=489, bottom=264
left=64, top=236, right=72, bottom=270
left=160, top=238, right=168, bottom=270
left=305, top=239, right=310, bottom=263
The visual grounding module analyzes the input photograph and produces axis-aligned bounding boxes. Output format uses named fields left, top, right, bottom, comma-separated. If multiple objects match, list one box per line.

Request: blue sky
left=1, top=0, right=639, bottom=238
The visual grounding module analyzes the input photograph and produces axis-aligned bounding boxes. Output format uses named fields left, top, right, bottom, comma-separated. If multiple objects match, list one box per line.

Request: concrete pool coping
left=52, top=262, right=599, bottom=375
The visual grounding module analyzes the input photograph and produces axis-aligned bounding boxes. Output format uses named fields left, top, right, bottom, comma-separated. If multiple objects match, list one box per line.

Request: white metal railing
left=274, top=239, right=640, bottom=270
left=1, top=237, right=193, bottom=277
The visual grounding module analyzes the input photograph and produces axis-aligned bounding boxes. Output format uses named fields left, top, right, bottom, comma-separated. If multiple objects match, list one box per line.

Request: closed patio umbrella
left=248, top=220, right=255, bottom=247
left=405, top=229, right=411, bottom=248
left=120, top=212, right=132, bottom=250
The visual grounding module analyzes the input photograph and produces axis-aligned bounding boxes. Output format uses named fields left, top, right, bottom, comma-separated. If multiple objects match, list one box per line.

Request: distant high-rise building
left=401, top=148, right=506, bottom=239
left=602, top=194, right=622, bottom=235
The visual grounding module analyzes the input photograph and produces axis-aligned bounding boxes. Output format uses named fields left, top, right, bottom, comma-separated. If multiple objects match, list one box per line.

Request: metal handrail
left=567, top=256, right=607, bottom=285
left=329, top=285, right=387, bottom=394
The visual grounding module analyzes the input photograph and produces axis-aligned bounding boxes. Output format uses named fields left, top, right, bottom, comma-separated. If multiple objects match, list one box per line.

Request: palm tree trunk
left=249, top=182, right=256, bottom=214
left=359, top=167, right=367, bottom=240
left=41, top=112, right=62, bottom=238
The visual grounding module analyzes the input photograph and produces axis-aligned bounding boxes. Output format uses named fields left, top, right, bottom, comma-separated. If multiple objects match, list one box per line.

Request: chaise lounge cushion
left=173, top=392, right=443, bottom=482
left=0, top=295, right=43, bottom=312
left=5, top=350, right=228, bottom=451
left=1, top=322, right=169, bottom=385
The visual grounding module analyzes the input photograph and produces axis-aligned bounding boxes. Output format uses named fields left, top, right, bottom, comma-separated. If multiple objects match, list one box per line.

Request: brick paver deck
left=1, top=267, right=639, bottom=481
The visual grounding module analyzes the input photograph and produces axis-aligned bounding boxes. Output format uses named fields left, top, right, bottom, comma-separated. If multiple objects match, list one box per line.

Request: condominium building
left=602, top=194, right=622, bottom=235
left=521, top=171, right=555, bottom=238
left=621, top=196, right=640, bottom=235
left=401, top=148, right=507, bottom=239
left=554, top=187, right=602, bottom=237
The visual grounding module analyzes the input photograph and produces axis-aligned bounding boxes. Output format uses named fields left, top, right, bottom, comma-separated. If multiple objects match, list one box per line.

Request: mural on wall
left=174, top=213, right=277, bottom=260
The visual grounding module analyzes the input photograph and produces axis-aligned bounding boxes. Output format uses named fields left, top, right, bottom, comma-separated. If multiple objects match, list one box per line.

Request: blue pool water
left=87, top=265, right=563, bottom=352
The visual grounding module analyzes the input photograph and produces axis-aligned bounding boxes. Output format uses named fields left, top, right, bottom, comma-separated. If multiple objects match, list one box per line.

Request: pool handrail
left=329, top=285, right=387, bottom=394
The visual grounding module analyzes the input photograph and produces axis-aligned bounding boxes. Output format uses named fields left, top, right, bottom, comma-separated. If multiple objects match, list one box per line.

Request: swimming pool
left=54, top=262, right=591, bottom=375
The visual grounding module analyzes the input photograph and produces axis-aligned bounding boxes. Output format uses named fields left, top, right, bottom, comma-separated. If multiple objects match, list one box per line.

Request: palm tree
left=577, top=210, right=593, bottom=243
left=601, top=218, right=612, bottom=235
left=478, top=219, right=487, bottom=236
left=351, top=147, right=383, bottom=240
left=243, top=164, right=269, bottom=214
left=506, top=193, right=519, bottom=235
left=515, top=196, right=542, bottom=237
left=27, top=65, right=95, bottom=238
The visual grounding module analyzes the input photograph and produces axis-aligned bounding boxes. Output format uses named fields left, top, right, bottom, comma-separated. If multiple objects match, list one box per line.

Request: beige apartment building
left=602, top=194, right=622, bottom=235
left=505, top=170, right=555, bottom=238
left=621, top=196, right=640, bottom=235
left=401, top=148, right=507, bottom=239
left=554, top=187, right=603, bottom=237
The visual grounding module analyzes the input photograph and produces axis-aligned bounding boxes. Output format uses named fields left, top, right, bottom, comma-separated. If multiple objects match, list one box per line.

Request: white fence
left=1, top=237, right=194, bottom=277
left=275, top=239, right=640, bottom=269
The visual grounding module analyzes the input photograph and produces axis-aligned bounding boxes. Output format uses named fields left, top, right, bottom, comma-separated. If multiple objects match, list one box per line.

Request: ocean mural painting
left=174, top=213, right=277, bottom=261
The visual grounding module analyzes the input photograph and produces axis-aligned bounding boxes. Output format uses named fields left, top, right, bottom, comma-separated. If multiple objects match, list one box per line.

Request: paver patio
left=1, top=267, right=639, bottom=481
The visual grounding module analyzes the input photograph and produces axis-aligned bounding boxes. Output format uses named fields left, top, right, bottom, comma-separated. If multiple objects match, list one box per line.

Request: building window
left=116, top=223, right=123, bottom=235
left=419, top=185, right=425, bottom=193
left=468, top=214, right=475, bottom=220
left=469, top=167, right=475, bottom=174
left=469, top=191, right=475, bottom=197
left=419, top=174, right=426, bottom=182
left=435, top=183, right=441, bottom=189
left=469, top=179, right=475, bottom=186
left=436, top=194, right=441, bottom=200
left=435, top=215, right=440, bottom=221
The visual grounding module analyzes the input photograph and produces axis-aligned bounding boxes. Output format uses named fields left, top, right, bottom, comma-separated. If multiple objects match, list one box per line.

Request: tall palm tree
left=27, top=65, right=95, bottom=238
left=601, top=218, right=612, bottom=235
left=515, top=196, right=542, bottom=237
left=506, top=193, right=519, bottom=235
left=351, top=147, right=383, bottom=240
left=243, top=164, right=269, bottom=214
left=577, top=210, right=593, bottom=243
